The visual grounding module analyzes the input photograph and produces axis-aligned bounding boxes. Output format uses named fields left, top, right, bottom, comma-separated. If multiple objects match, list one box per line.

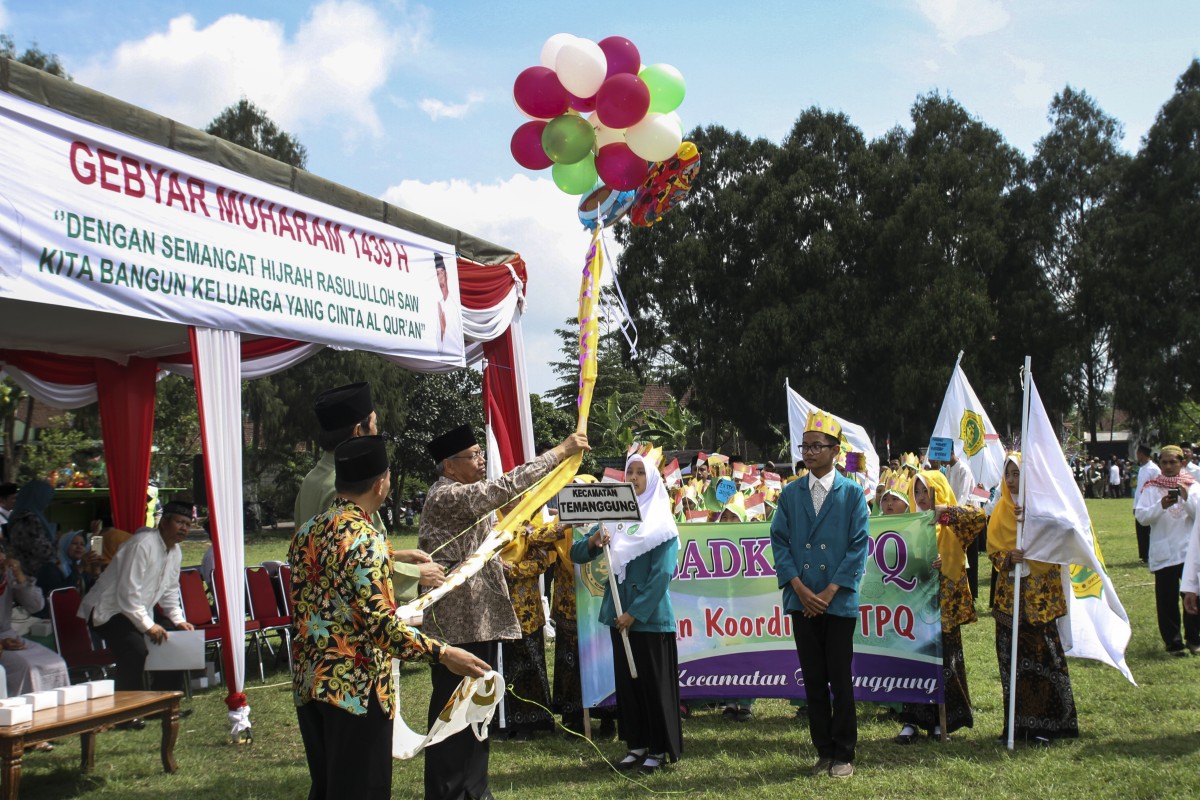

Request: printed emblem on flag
left=579, top=556, right=609, bottom=598
left=1069, top=564, right=1103, bottom=600
left=959, top=410, right=986, bottom=457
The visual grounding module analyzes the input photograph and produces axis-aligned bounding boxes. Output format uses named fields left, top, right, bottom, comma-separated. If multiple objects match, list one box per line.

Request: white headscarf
left=608, top=453, right=680, bottom=584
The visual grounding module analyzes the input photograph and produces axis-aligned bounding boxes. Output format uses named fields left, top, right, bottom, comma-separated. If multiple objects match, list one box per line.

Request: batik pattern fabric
left=937, top=505, right=986, bottom=631
left=289, top=498, right=440, bottom=717
left=989, top=551, right=1067, bottom=626
left=994, top=610, right=1079, bottom=740
left=898, top=626, right=973, bottom=735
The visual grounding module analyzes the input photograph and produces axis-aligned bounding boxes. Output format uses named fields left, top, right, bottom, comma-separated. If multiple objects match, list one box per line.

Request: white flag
left=785, top=380, right=879, bottom=497
left=932, top=360, right=1007, bottom=493
left=1021, top=375, right=1135, bottom=684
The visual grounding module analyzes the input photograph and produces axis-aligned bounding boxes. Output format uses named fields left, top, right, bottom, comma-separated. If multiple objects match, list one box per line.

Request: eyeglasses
left=800, top=443, right=839, bottom=453
left=450, top=451, right=486, bottom=462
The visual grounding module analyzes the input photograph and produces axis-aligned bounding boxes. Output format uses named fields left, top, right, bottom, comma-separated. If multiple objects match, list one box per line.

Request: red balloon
left=598, top=36, right=641, bottom=78
left=513, top=66, right=569, bottom=119
left=595, top=73, right=650, bottom=129
left=511, top=121, right=553, bottom=170
left=595, top=143, right=649, bottom=191
left=568, top=92, right=597, bottom=113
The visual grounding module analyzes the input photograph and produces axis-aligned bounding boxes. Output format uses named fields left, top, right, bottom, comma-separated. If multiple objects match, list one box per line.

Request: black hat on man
left=335, top=435, right=389, bottom=483
left=428, top=424, right=477, bottom=463
left=314, top=382, right=373, bottom=431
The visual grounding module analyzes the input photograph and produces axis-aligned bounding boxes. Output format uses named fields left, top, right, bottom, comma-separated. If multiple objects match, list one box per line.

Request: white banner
left=785, top=380, right=879, bottom=497
left=0, top=91, right=464, bottom=364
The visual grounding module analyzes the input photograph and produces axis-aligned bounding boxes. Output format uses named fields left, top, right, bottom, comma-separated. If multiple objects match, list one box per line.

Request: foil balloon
left=578, top=180, right=636, bottom=231
left=630, top=141, right=701, bottom=228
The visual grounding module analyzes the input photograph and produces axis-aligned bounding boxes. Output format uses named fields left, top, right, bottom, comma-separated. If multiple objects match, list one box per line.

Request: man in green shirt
left=293, top=381, right=442, bottom=600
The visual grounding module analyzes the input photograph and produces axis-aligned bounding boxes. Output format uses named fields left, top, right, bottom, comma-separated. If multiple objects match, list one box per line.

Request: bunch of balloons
left=510, top=33, right=688, bottom=200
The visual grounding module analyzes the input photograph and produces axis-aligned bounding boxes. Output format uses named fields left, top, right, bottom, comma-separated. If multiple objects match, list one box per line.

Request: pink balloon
left=511, top=121, right=553, bottom=170
left=595, top=73, right=650, bottom=129
left=568, top=92, right=597, bottom=113
left=513, top=66, right=569, bottom=119
left=596, top=143, right=649, bottom=191
left=598, top=36, right=641, bottom=78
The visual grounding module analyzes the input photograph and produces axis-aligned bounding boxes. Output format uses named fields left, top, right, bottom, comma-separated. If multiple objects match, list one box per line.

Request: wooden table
left=0, top=690, right=183, bottom=799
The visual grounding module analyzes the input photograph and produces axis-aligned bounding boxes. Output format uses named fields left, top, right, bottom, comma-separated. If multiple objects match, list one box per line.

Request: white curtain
left=508, top=314, right=535, bottom=463
left=190, top=327, right=248, bottom=722
left=0, top=365, right=98, bottom=408
left=163, top=341, right=323, bottom=381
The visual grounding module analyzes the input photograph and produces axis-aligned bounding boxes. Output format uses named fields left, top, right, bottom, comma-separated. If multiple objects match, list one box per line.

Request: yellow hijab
left=986, top=453, right=1055, bottom=578
left=911, top=470, right=966, bottom=582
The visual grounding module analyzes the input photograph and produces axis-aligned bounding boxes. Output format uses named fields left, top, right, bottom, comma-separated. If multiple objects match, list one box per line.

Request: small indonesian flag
left=707, top=453, right=729, bottom=466
left=732, top=462, right=747, bottom=481
left=763, top=471, right=782, bottom=491
left=662, top=458, right=682, bottom=488
left=602, top=467, right=624, bottom=483
left=744, top=492, right=766, bottom=520
left=739, top=465, right=761, bottom=491
left=684, top=509, right=710, bottom=523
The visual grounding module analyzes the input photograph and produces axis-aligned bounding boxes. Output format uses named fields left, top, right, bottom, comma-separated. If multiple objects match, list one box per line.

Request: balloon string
left=504, top=684, right=690, bottom=796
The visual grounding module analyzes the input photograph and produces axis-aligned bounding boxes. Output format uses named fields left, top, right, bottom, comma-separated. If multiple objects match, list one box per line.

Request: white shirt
left=78, top=528, right=185, bottom=632
left=946, top=459, right=978, bottom=506
left=1109, top=464, right=1121, bottom=485
left=200, top=545, right=215, bottom=583
left=1134, top=460, right=1161, bottom=505
left=1187, top=462, right=1200, bottom=482
left=1182, top=516, right=1200, bottom=595
left=809, top=469, right=836, bottom=515
left=1134, top=482, right=1199, bottom=571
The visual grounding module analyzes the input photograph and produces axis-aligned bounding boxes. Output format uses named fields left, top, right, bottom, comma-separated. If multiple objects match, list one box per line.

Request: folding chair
left=246, top=566, right=292, bottom=672
left=48, top=587, right=115, bottom=683
left=205, top=569, right=267, bottom=683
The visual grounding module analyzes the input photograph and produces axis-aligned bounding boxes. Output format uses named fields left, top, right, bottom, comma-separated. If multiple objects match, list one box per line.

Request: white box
left=55, top=686, right=88, bottom=706
left=84, top=680, right=114, bottom=699
left=0, top=705, right=33, bottom=726
left=23, top=691, right=59, bottom=711
left=0, top=697, right=28, bottom=709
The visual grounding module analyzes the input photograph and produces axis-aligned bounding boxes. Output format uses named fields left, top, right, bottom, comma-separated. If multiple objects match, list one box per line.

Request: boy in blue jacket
left=770, top=410, right=869, bottom=779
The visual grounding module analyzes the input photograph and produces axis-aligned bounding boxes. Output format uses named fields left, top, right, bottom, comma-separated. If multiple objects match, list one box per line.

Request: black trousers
left=1135, top=520, right=1151, bottom=563
left=966, top=528, right=983, bottom=601
left=791, top=612, right=857, bottom=763
left=425, top=640, right=497, bottom=800
left=296, top=693, right=393, bottom=800
left=89, top=613, right=184, bottom=692
left=1153, top=563, right=1200, bottom=652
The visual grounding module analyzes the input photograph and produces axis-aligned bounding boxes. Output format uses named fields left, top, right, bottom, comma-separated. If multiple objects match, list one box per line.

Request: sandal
left=893, top=725, right=918, bottom=745
left=617, top=750, right=647, bottom=771
left=640, top=753, right=666, bottom=774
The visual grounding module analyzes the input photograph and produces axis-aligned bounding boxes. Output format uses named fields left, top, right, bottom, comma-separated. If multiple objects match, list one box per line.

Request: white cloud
left=1006, top=54, right=1053, bottom=110
left=381, top=174, right=617, bottom=396
left=418, top=91, right=484, bottom=121
left=75, top=1, right=429, bottom=136
left=915, top=0, right=1010, bottom=50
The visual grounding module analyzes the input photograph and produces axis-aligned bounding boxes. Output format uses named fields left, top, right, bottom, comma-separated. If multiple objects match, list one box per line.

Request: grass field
left=13, top=499, right=1200, bottom=799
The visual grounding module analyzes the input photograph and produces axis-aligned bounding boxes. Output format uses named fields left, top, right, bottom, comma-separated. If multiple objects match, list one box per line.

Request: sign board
left=714, top=477, right=738, bottom=504
left=556, top=483, right=641, bottom=523
left=927, top=437, right=954, bottom=462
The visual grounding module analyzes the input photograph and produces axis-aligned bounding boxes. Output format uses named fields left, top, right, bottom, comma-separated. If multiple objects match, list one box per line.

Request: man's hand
left=393, top=549, right=433, bottom=565
left=792, top=578, right=827, bottom=617
left=553, top=432, right=590, bottom=461
left=146, top=624, right=168, bottom=644
left=1185, top=592, right=1198, bottom=616
left=1, top=637, right=25, bottom=651
left=419, top=562, right=446, bottom=587
left=439, top=646, right=490, bottom=678
left=1163, top=492, right=1179, bottom=509
left=178, top=621, right=195, bottom=632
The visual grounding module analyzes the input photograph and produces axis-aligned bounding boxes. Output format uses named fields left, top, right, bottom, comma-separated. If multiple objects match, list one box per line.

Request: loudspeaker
left=193, top=453, right=207, bottom=507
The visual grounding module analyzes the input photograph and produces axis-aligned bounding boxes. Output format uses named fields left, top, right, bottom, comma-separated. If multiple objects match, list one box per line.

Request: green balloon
left=640, top=63, right=686, bottom=114
left=541, top=114, right=596, bottom=164
left=552, top=153, right=598, bottom=194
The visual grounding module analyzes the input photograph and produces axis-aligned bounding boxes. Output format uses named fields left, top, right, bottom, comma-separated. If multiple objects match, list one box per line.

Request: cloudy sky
left=3, top=0, right=1197, bottom=394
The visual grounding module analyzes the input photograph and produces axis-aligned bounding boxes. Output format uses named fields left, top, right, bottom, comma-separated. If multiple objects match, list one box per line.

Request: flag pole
left=603, top=526, right=638, bottom=679
left=1007, top=356, right=1032, bottom=750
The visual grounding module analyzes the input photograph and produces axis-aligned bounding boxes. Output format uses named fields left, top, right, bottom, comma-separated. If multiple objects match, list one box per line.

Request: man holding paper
left=79, top=498, right=197, bottom=693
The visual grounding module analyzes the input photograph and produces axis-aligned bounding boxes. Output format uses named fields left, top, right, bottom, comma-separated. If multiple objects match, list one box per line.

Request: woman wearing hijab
left=571, top=448, right=681, bottom=774
left=6, top=480, right=57, bottom=575
left=0, top=543, right=69, bottom=695
left=35, top=530, right=102, bottom=613
left=986, top=454, right=1079, bottom=745
left=894, top=470, right=985, bottom=743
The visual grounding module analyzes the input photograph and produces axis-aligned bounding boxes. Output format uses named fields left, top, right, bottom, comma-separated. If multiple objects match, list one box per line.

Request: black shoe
left=640, top=754, right=666, bottom=775
left=617, top=751, right=647, bottom=771
left=117, top=718, right=146, bottom=731
left=734, top=708, right=753, bottom=722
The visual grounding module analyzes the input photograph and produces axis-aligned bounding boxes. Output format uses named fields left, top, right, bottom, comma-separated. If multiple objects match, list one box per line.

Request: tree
left=1109, top=60, right=1200, bottom=435
left=206, top=98, right=308, bottom=168
left=638, top=397, right=701, bottom=451
left=389, top=370, right=482, bottom=501
left=529, top=393, right=574, bottom=448
left=545, top=316, right=644, bottom=412
left=0, top=35, right=69, bottom=79
left=18, top=413, right=96, bottom=485
left=1029, top=87, right=1129, bottom=445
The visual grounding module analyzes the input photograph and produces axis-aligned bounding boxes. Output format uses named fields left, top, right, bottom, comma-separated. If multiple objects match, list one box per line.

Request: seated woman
left=0, top=545, right=69, bottom=695
left=987, top=454, right=1079, bottom=745
left=34, top=530, right=102, bottom=616
left=571, top=449, right=682, bottom=774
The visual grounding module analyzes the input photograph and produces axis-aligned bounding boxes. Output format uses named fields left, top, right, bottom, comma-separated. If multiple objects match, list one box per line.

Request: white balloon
left=587, top=112, right=627, bottom=149
left=555, top=38, right=606, bottom=99
left=540, top=33, right=577, bottom=70
left=664, top=111, right=684, bottom=136
left=625, top=112, right=683, bottom=162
